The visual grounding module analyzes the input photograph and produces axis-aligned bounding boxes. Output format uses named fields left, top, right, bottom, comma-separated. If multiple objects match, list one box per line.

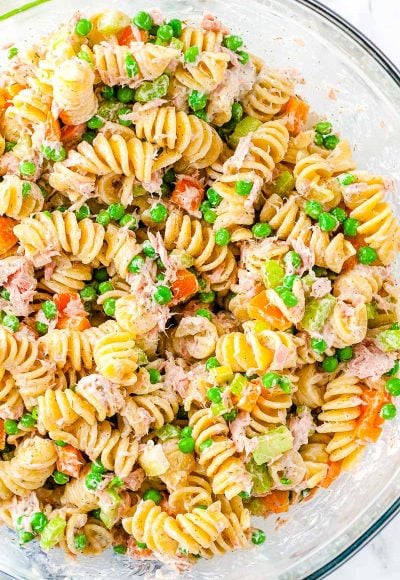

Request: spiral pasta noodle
left=0, top=175, right=44, bottom=219
left=179, top=25, right=224, bottom=51
left=0, top=368, right=24, bottom=420
left=243, top=67, right=294, bottom=121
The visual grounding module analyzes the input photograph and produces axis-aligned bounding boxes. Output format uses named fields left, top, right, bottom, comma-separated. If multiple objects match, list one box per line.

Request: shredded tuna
left=124, top=468, right=146, bottom=491
left=142, top=171, right=163, bottom=194
left=149, top=7, right=165, bottom=25
left=77, top=374, right=125, bottom=415
left=291, top=238, right=315, bottom=275
left=0, top=256, right=37, bottom=317
left=272, top=344, right=291, bottom=370
left=9, top=493, right=41, bottom=532
left=164, top=352, right=190, bottom=398
left=227, top=134, right=253, bottom=169
left=310, top=277, right=332, bottom=298
left=229, top=412, right=258, bottom=457
left=289, top=410, right=314, bottom=451
left=347, top=340, right=397, bottom=380
left=0, top=152, right=20, bottom=176
left=147, top=231, right=179, bottom=284
left=201, top=12, right=230, bottom=34
left=63, top=295, right=87, bottom=319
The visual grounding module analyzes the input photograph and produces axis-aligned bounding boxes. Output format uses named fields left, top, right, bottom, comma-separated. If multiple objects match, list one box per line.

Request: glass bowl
left=1, top=0, right=400, bottom=579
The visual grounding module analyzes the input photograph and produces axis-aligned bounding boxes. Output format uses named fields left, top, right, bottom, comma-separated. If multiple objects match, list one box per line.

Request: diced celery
left=300, top=295, right=336, bottom=332
left=40, top=516, right=66, bottom=550
left=171, top=249, right=195, bottom=268
left=228, top=116, right=262, bottom=148
left=376, top=330, right=400, bottom=352
left=273, top=171, right=295, bottom=196
left=156, top=424, right=181, bottom=441
left=264, top=259, right=285, bottom=289
left=100, top=489, right=122, bottom=529
left=132, top=184, right=146, bottom=197
left=210, top=365, right=234, bottom=385
left=97, top=102, right=121, bottom=122
left=96, top=10, right=130, bottom=35
left=134, top=74, right=170, bottom=103
left=135, top=348, right=148, bottom=366
left=211, top=402, right=226, bottom=416
left=246, top=459, right=272, bottom=494
left=366, top=302, right=377, bottom=320
left=170, top=38, right=184, bottom=51
left=252, top=426, right=293, bottom=465
left=247, top=498, right=266, bottom=516
left=230, top=373, right=248, bottom=396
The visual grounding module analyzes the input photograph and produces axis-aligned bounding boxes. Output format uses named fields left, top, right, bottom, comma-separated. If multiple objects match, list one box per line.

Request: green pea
left=103, top=298, right=116, bottom=316
left=314, top=121, right=332, bottom=135
left=223, top=409, right=238, bottom=421
left=42, top=300, right=57, bottom=320
left=97, top=101, right=120, bottom=121
left=119, top=214, right=137, bottom=229
left=74, top=533, right=88, bottom=551
left=178, top=437, right=195, bottom=454
left=386, top=361, right=400, bottom=378
left=184, top=46, right=199, bottom=63
left=35, top=321, right=48, bottom=336
left=331, top=207, right=347, bottom=223
left=231, top=102, right=243, bottom=122
left=117, top=86, right=135, bottom=103
left=343, top=218, right=359, bottom=237
left=117, top=106, right=132, bottom=126
left=188, top=90, right=207, bottom=111
left=113, top=544, right=127, bottom=554
left=194, top=110, right=208, bottom=121
left=148, top=368, right=161, bottom=384
left=311, top=337, right=327, bottom=353
left=203, top=209, right=217, bottom=224
left=322, top=356, right=339, bottom=372
left=200, top=200, right=211, bottom=214
left=380, top=403, right=397, bottom=420
left=41, top=145, right=67, bottom=162
left=223, top=35, right=243, bottom=51
left=93, top=267, right=108, bottom=282
left=205, top=357, right=220, bottom=370
left=284, top=251, right=302, bottom=270
left=319, top=212, right=338, bottom=232
left=82, top=131, right=96, bottom=144
left=386, top=378, right=400, bottom=396
left=125, top=54, right=139, bottom=78
left=237, top=51, right=249, bottom=64
left=157, top=24, right=173, bottom=41
left=31, top=512, right=48, bottom=533
left=163, top=168, right=176, bottom=184
left=96, top=210, right=111, bottom=226
left=199, top=439, right=213, bottom=452
left=19, top=161, right=36, bottom=176
left=21, top=182, right=32, bottom=199
left=357, top=246, right=377, bottom=265
left=100, top=85, right=115, bottom=100
left=142, top=240, right=156, bottom=258
left=128, top=255, right=145, bottom=273
left=87, top=115, right=104, bottom=130
left=206, top=387, right=222, bottom=403
left=153, top=285, right=173, bottom=305
left=75, top=204, right=90, bottom=221
left=108, top=203, right=125, bottom=221
left=168, top=18, right=182, bottom=37
left=283, top=274, right=297, bottom=290
left=136, top=542, right=147, bottom=549
left=337, top=346, right=353, bottom=361
left=196, top=308, right=212, bottom=320
left=80, top=286, right=97, bottom=302
left=98, top=281, right=114, bottom=294
left=19, top=413, right=36, bottom=428
left=279, top=376, right=292, bottom=394
left=180, top=426, right=193, bottom=439
left=132, top=11, right=153, bottom=31
left=275, top=286, right=298, bottom=307
left=75, top=18, right=92, bottom=36
left=323, top=134, right=340, bottom=150
left=215, top=228, right=231, bottom=246
left=280, top=477, right=292, bottom=485
left=0, top=289, right=10, bottom=300
left=239, top=491, right=251, bottom=500
left=252, top=223, right=271, bottom=239
left=304, top=200, right=323, bottom=219
left=339, top=174, right=356, bottom=186
left=150, top=203, right=168, bottom=223
left=19, top=531, right=35, bottom=544
left=251, top=529, right=266, bottom=545
left=3, top=314, right=19, bottom=332
left=235, top=180, right=253, bottom=196
left=52, top=470, right=70, bottom=485
left=199, top=291, right=215, bottom=304
left=4, top=419, right=18, bottom=435
left=134, top=74, right=170, bottom=103
left=55, top=440, right=67, bottom=447
left=85, top=472, right=102, bottom=490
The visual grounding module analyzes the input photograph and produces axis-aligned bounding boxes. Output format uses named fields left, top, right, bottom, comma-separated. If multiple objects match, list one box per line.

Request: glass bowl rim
left=0, top=1, right=399, bottom=579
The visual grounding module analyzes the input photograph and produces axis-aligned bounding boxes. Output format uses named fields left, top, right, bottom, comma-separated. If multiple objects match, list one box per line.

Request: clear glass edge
left=0, top=1, right=399, bottom=579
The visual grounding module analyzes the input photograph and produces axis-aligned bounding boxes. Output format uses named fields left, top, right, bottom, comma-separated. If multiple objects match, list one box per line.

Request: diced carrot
left=54, top=292, right=79, bottom=314
left=118, top=25, right=148, bottom=45
left=60, top=123, right=87, bottom=146
left=45, top=112, right=61, bottom=142
left=56, top=445, right=85, bottom=478
left=57, top=316, right=91, bottom=331
left=356, top=388, right=389, bottom=443
left=282, top=96, right=310, bottom=135
left=171, top=269, right=199, bottom=304
left=319, top=461, right=342, bottom=488
left=0, top=217, right=18, bottom=256
left=248, top=291, right=291, bottom=331
left=261, top=490, right=290, bottom=514
left=237, top=380, right=262, bottom=412
left=171, top=176, right=205, bottom=213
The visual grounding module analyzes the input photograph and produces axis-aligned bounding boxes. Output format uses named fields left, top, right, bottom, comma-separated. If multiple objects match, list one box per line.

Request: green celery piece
left=134, top=74, right=170, bottom=103
left=100, top=489, right=122, bottom=530
left=228, top=116, right=262, bottom=148
left=246, top=459, right=272, bottom=494
left=300, top=295, right=336, bottom=332
left=156, top=424, right=181, bottom=441
left=40, top=516, right=66, bottom=550
left=252, top=425, right=293, bottom=465
left=230, top=373, right=248, bottom=396
left=376, top=330, right=400, bottom=352
left=264, top=259, right=285, bottom=289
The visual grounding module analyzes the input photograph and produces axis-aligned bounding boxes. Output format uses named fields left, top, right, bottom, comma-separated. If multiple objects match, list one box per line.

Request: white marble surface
left=319, top=4, right=400, bottom=579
